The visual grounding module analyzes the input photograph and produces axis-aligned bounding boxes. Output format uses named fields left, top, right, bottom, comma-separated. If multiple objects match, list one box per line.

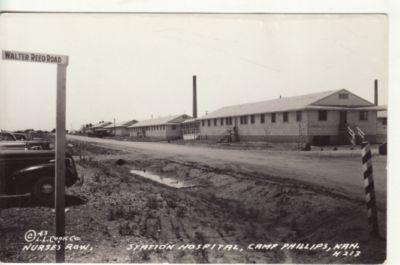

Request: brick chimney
left=193, top=75, right=198, bottom=118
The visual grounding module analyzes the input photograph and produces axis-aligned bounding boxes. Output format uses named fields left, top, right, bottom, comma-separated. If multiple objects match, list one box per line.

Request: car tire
left=32, top=176, right=55, bottom=205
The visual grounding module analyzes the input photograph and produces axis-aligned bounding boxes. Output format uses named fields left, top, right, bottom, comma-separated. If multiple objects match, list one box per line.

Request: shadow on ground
left=0, top=194, right=88, bottom=209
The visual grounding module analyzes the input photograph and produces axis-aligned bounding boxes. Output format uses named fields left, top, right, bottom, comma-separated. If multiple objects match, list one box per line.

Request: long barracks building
left=197, top=89, right=385, bottom=145
left=128, top=114, right=191, bottom=140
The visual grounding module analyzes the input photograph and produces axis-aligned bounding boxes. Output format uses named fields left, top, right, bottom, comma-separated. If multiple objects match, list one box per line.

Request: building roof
left=377, top=109, right=387, bottom=118
left=182, top=118, right=199, bottom=124
left=129, top=114, right=190, bottom=128
left=91, top=122, right=112, bottom=129
left=200, top=89, right=375, bottom=119
left=104, top=119, right=137, bottom=128
left=306, top=105, right=386, bottom=111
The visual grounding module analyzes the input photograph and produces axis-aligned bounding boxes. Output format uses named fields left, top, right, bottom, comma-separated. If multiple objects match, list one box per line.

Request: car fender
left=11, top=163, right=54, bottom=193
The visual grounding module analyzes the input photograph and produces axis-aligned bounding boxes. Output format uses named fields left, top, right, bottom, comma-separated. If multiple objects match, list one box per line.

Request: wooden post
left=1, top=50, right=69, bottom=262
left=114, top=118, right=116, bottom=136
left=55, top=64, right=67, bottom=262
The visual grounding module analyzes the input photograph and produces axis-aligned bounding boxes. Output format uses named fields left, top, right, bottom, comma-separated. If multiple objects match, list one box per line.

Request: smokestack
left=193, top=75, right=198, bottom=118
left=374, top=79, right=378, bottom=106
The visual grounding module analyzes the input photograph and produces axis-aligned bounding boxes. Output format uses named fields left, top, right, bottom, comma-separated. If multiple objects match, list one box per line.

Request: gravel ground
left=0, top=140, right=386, bottom=263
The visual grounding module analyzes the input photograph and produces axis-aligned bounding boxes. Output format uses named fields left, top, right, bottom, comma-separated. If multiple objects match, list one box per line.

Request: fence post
left=361, top=141, right=379, bottom=236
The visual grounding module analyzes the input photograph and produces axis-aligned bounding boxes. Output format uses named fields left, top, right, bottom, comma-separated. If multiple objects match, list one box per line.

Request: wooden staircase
left=217, top=129, right=233, bottom=143
left=217, top=127, right=239, bottom=143
left=346, top=125, right=366, bottom=146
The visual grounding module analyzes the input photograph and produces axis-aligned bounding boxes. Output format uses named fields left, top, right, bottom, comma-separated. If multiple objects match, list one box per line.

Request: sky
left=0, top=13, right=388, bottom=131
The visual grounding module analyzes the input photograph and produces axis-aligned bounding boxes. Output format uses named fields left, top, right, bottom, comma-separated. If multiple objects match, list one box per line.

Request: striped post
left=361, top=141, right=379, bottom=236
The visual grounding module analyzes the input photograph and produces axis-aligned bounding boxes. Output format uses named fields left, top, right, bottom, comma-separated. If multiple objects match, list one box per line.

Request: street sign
left=2, top=50, right=68, bottom=65
left=1, top=50, right=69, bottom=263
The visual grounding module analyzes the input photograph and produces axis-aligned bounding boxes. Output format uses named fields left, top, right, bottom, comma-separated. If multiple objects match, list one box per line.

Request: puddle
left=130, top=169, right=192, bottom=188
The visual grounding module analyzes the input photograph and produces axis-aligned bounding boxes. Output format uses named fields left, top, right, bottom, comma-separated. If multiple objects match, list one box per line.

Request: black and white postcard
left=0, top=7, right=393, bottom=264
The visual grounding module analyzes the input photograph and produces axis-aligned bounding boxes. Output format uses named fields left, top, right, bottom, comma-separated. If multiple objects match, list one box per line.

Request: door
left=339, top=111, right=347, bottom=126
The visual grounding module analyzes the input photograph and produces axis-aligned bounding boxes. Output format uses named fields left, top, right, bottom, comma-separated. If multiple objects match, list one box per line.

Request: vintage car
left=0, top=131, right=51, bottom=150
left=0, top=150, right=80, bottom=203
left=13, top=133, right=28, bottom=141
left=0, top=141, right=27, bottom=150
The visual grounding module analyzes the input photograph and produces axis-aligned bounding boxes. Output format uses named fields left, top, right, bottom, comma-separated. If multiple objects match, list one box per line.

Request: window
left=214, top=119, right=217, bottom=126
left=171, top=125, right=176, bottom=130
left=207, top=120, right=211, bottom=127
left=271, top=113, right=276, bottom=123
left=318, top=110, right=327, bottom=121
left=359, top=111, right=368, bottom=121
left=220, top=118, right=224, bottom=126
left=382, top=118, right=387, bottom=125
left=250, top=115, right=255, bottom=124
left=260, top=114, right=265, bottom=123
left=283, top=112, right=289, bottom=122
left=296, top=111, right=302, bottom=122
left=202, top=120, right=205, bottom=127
left=240, top=116, right=248, bottom=125
left=338, top=93, right=349, bottom=99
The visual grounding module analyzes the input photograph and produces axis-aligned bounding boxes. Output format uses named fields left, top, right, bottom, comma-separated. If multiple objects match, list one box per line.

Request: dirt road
left=68, top=135, right=387, bottom=209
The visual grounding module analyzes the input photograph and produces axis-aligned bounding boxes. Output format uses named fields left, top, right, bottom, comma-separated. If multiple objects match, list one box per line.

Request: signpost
left=2, top=50, right=69, bottom=262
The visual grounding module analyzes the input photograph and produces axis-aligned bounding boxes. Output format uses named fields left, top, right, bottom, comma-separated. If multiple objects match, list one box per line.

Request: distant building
left=376, top=109, right=387, bottom=143
left=181, top=118, right=200, bottom=140
left=128, top=114, right=191, bottom=140
left=84, top=121, right=112, bottom=137
left=104, top=119, right=137, bottom=136
left=198, top=89, right=386, bottom=145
